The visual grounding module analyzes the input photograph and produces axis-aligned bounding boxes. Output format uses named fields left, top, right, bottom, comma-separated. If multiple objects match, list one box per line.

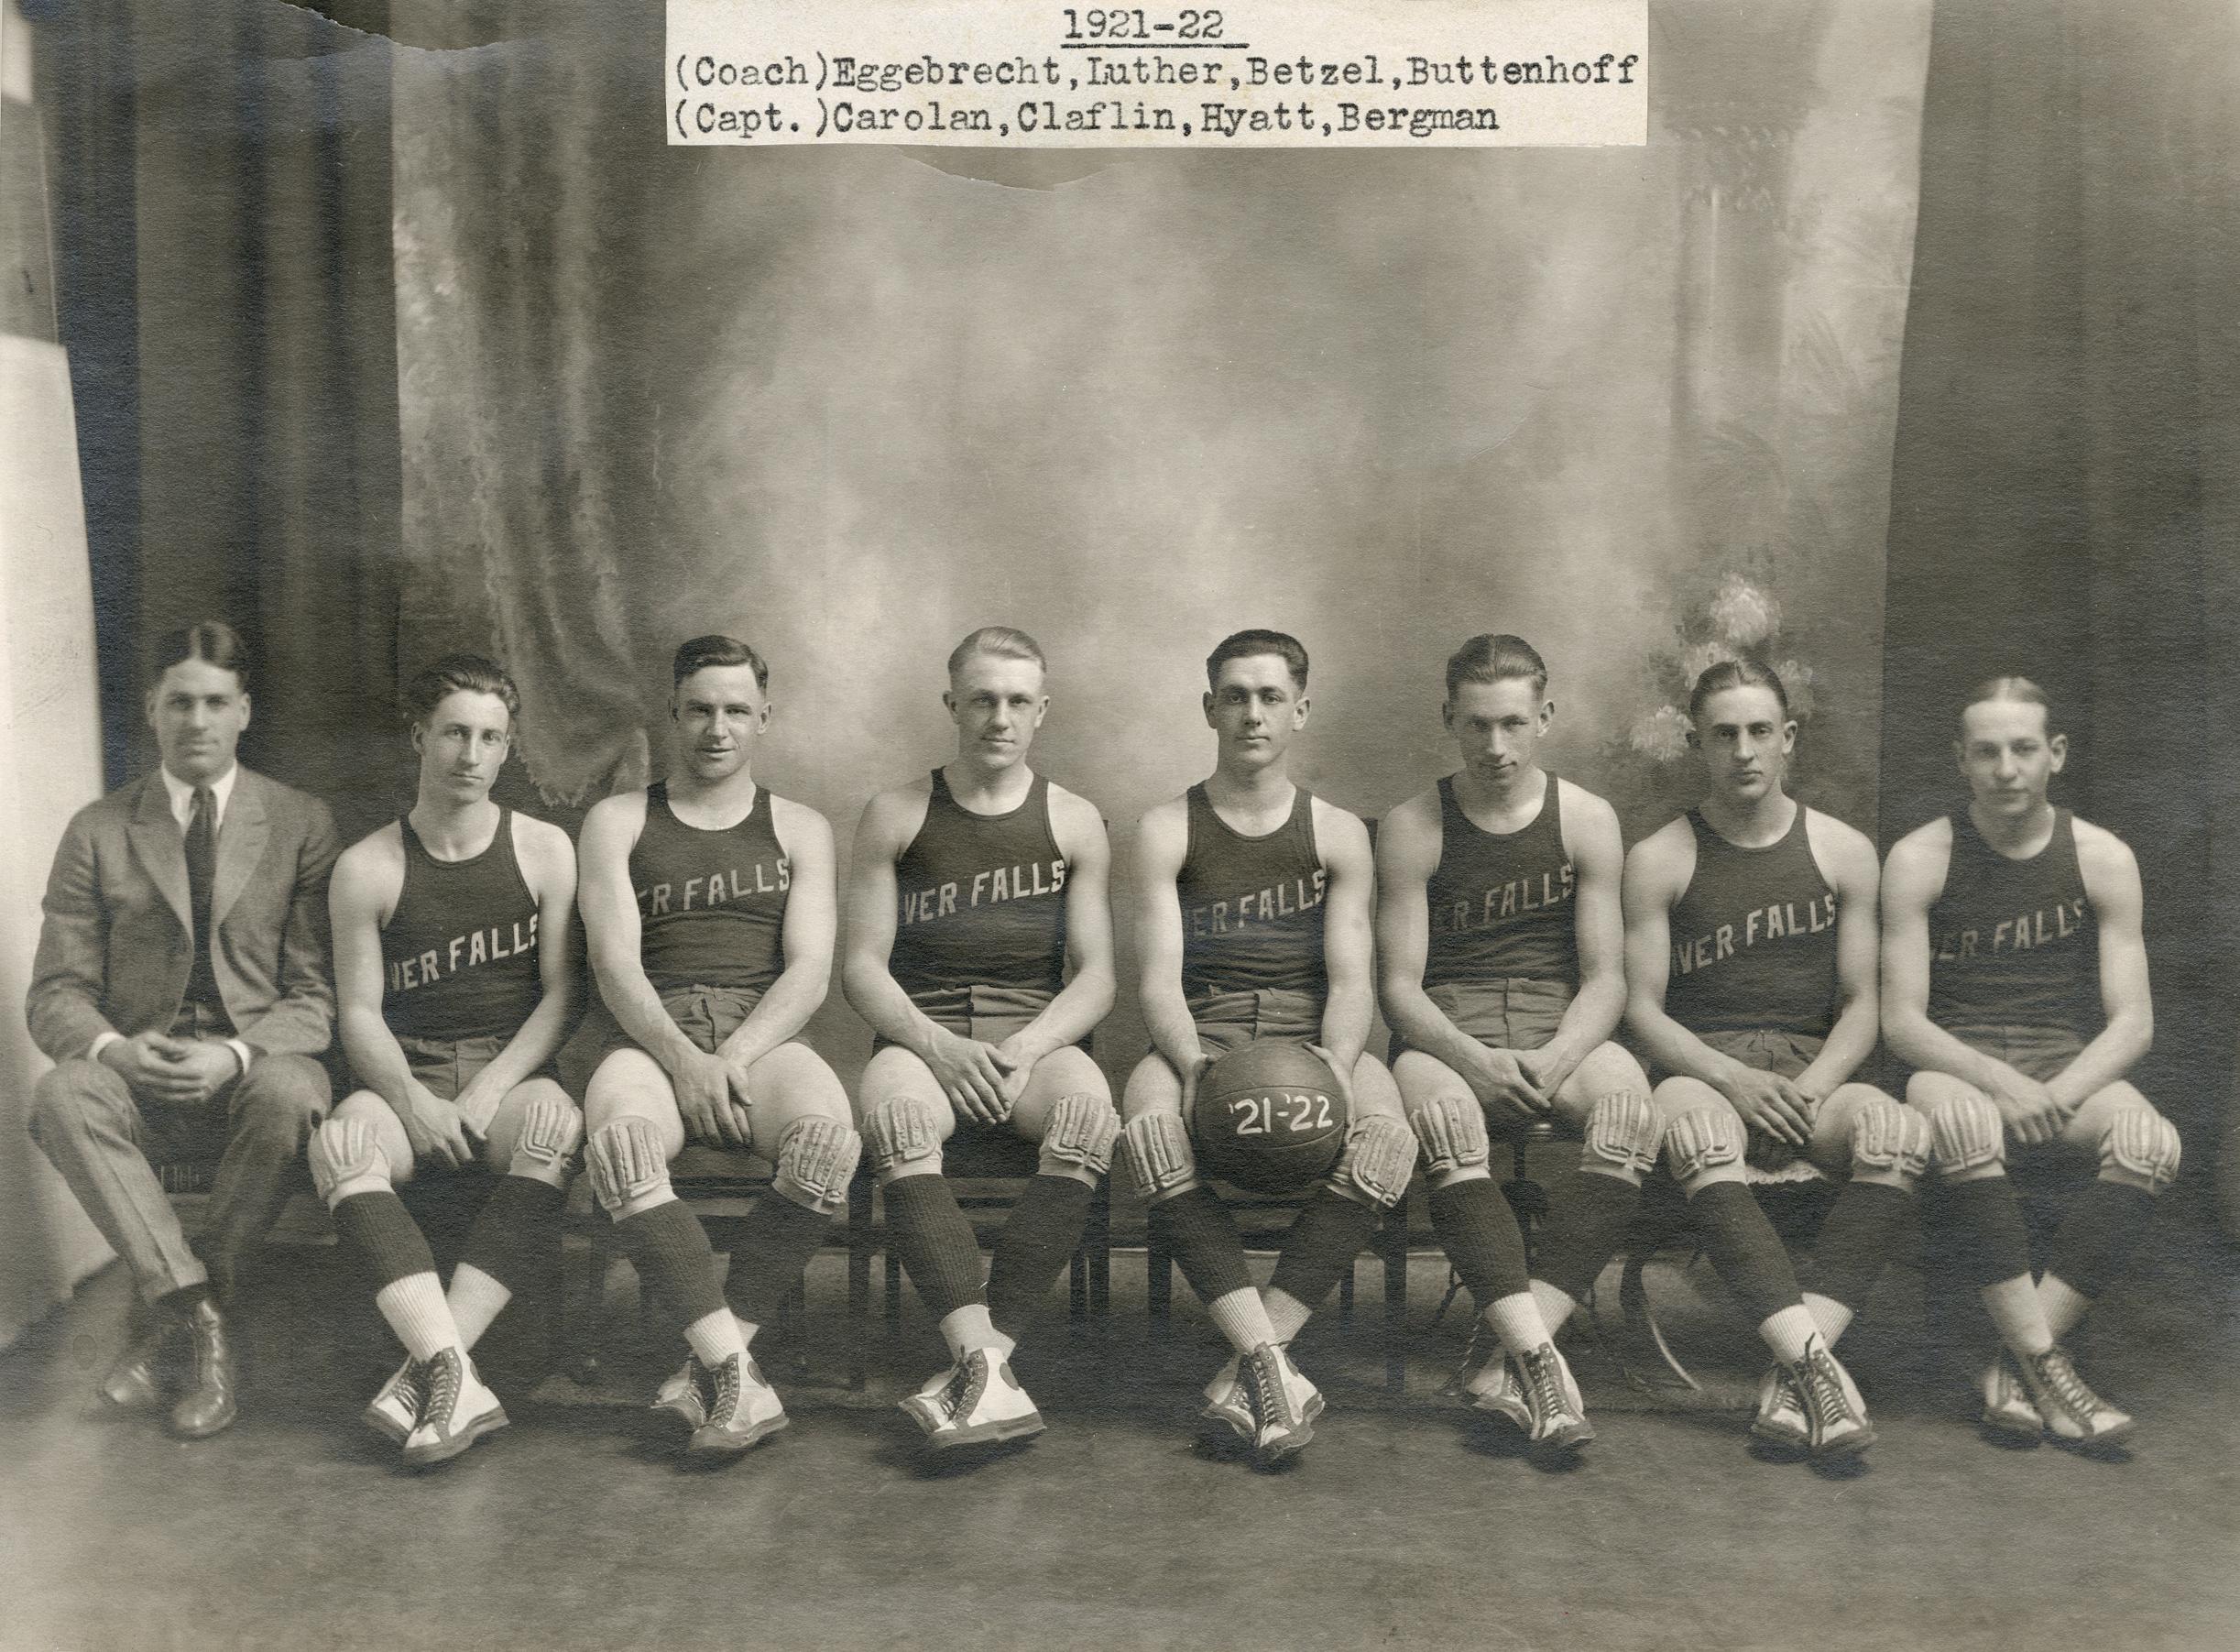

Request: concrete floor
left=4, top=1224, right=2236, bottom=1652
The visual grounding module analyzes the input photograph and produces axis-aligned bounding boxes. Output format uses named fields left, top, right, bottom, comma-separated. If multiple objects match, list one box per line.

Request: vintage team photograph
left=0, top=1, right=2233, bottom=1647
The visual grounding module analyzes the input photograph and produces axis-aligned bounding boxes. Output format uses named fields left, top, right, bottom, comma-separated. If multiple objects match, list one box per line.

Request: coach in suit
left=27, top=621, right=339, bottom=1438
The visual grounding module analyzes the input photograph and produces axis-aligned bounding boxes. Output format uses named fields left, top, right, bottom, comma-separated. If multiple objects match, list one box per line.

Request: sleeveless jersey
left=384, top=809, right=541, bottom=1042
left=1927, top=809, right=2099, bottom=1034
left=1423, top=772, right=1579, bottom=990
left=889, top=770, right=1068, bottom=1002
left=1177, top=783, right=1328, bottom=1001
left=1664, top=805, right=1840, bottom=1039
left=631, top=782, right=791, bottom=994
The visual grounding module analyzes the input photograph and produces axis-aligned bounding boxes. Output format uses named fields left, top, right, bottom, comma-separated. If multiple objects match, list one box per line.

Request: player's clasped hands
left=673, top=1045, right=750, bottom=1146
left=1718, top=1065, right=1811, bottom=1148
left=1988, top=1068, right=2066, bottom=1146
left=1466, top=1045, right=1548, bottom=1128
left=103, top=1032, right=235, bottom=1105
left=926, top=1024, right=1011, bottom=1124
left=399, top=1079, right=478, bottom=1169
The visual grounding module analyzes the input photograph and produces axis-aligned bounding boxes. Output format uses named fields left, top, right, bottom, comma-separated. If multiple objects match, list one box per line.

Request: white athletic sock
left=1207, top=1287, right=1279, bottom=1355
left=683, top=1307, right=746, bottom=1367
left=1483, top=1291, right=1554, bottom=1358
left=1529, top=1278, right=1579, bottom=1337
left=2038, top=1275, right=2092, bottom=1341
left=733, top=1312, right=761, bottom=1350
left=376, top=1273, right=463, bottom=1362
left=443, top=1264, right=512, bottom=1351
left=1978, top=1275, right=2055, bottom=1360
left=1802, top=1292, right=1853, bottom=1348
left=938, top=1305, right=1010, bottom=1361
left=1757, top=1305, right=1820, bottom=1367
left=1262, top=1287, right=1311, bottom=1346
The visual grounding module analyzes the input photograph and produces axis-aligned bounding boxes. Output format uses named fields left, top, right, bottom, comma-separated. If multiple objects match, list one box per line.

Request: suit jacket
left=27, top=766, right=342, bottom=1063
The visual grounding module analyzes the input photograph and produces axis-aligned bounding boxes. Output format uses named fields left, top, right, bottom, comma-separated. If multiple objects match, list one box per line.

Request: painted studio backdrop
left=390, top=1, right=1929, bottom=842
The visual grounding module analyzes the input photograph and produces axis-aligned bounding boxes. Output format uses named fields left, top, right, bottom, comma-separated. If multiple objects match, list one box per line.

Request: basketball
left=1192, top=1042, right=1349, bottom=1194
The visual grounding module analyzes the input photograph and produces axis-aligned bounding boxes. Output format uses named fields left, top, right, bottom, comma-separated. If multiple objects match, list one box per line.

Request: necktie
left=187, top=787, right=217, bottom=998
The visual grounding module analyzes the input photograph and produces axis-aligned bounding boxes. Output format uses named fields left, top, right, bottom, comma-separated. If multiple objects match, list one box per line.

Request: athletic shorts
left=396, top=1032, right=511, bottom=1102
left=1937, top=1023, right=2085, bottom=1087
left=869, top=983, right=1066, bottom=1054
left=559, top=983, right=773, bottom=1096
left=1189, top=987, right=1323, bottom=1057
left=1389, top=977, right=1571, bottom=1063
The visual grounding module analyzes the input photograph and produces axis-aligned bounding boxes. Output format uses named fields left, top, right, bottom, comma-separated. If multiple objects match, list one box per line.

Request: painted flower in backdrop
left=1625, top=574, right=1815, bottom=762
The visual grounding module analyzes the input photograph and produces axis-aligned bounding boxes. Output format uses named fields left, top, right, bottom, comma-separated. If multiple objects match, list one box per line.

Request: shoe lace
left=398, top=1362, right=428, bottom=1421
left=1800, top=1350, right=1852, bottom=1427
left=2030, top=1349, right=2098, bottom=1419
left=1519, top=1348, right=1568, bottom=1425
left=425, top=1352, right=461, bottom=1427
left=937, top=1354, right=985, bottom=1421
left=1248, top=1350, right=1291, bottom=1430
left=708, top=1356, right=742, bottom=1424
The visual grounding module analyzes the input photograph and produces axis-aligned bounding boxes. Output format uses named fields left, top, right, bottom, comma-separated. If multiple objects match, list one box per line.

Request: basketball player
left=843, top=626, right=1117, bottom=1452
left=572, top=635, right=861, bottom=1463
left=1120, top=629, right=1418, bottom=1469
left=312, top=656, right=579, bottom=1466
left=1623, top=658, right=1929, bottom=1461
left=1882, top=677, right=2171, bottom=1449
left=1378, top=635, right=1655, bottom=1459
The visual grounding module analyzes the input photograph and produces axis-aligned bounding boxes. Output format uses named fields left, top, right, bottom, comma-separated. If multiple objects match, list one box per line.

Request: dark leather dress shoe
left=99, top=1317, right=180, bottom=1411
left=169, top=1299, right=238, bottom=1439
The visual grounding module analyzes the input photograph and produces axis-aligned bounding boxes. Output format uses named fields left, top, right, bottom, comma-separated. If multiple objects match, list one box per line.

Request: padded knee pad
left=508, top=1095, right=584, bottom=1180
left=1663, top=1106, right=1743, bottom=1184
left=1582, top=1091, right=1662, bottom=1178
left=1330, top=1114, right=1419, bottom=1209
left=1407, top=1095, right=1490, bottom=1180
left=309, top=1117, right=390, bottom=1205
left=1118, top=1110, right=1196, bottom=1199
left=2099, top=1110, right=2180, bottom=1193
left=585, top=1117, right=671, bottom=1213
left=772, top=1116, right=862, bottom=1215
left=1849, top=1098, right=1931, bottom=1182
left=1039, top=1093, right=1120, bottom=1178
left=1928, top=1089, right=2005, bottom=1176
left=864, top=1094, right=944, bottom=1177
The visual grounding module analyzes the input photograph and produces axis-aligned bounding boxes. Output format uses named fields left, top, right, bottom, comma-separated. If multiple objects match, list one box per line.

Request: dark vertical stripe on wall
left=42, top=0, right=141, bottom=790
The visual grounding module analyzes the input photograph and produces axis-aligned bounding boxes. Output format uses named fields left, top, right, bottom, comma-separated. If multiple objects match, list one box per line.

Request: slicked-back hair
left=946, top=625, right=1046, bottom=684
left=152, top=620, right=251, bottom=695
left=1206, top=629, right=1309, bottom=693
left=1961, top=674, right=2058, bottom=736
left=1688, top=654, right=1790, bottom=728
left=672, top=634, right=770, bottom=694
left=403, top=654, right=519, bottom=731
left=1445, top=633, right=1547, bottom=701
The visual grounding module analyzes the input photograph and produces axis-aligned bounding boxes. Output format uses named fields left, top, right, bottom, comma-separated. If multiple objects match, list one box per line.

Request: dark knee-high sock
left=880, top=1175, right=985, bottom=1321
left=612, top=1199, right=727, bottom=1338
left=1533, top=1174, right=1644, bottom=1303
left=1809, top=1183, right=1916, bottom=1313
left=1268, top=1188, right=1379, bottom=1315
left=1939, top=1176, right=2036, bottom=1288
left=1687, top=1182, right=1804, bottom=1326
left=1151, top=1186, right=1253, bottom=1304
left=987, top=1176, right=1095, bottom=1336
left=1427, top=1179, right=1531, bottom=1307
left=333, top=1188, right=438, bottom=1289
left=2045, top=1182, right=2157, bottom=1299
left=726, top=1194, right=834, bottom=1325
left=456, top=1176, right=567, bottom=1299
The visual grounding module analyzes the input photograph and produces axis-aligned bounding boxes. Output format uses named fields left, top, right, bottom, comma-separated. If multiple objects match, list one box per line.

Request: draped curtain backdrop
left=390, top=1, right=1929, bottom=847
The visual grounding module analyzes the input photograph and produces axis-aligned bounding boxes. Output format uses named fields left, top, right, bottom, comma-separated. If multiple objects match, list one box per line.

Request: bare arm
left=1315, top=800, right=1376, bottom=1073
left=998, top=788, right=1116, bottom=1069
left=331, top=832, right=472, bottom=1167
left=2045, top=826, right=2153, bottom=1111
left=1131, top=800, right=1205, bottom=1082
left=1793, top=814, right=1882, bottom=1097
left=1530, top=785, right=1628, bottom=1089
left=579, top=793, right=698, bottom=1073
left=453, top=817, right=580, bottom=1134
left=716, top=798, right=836, bottom=1074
